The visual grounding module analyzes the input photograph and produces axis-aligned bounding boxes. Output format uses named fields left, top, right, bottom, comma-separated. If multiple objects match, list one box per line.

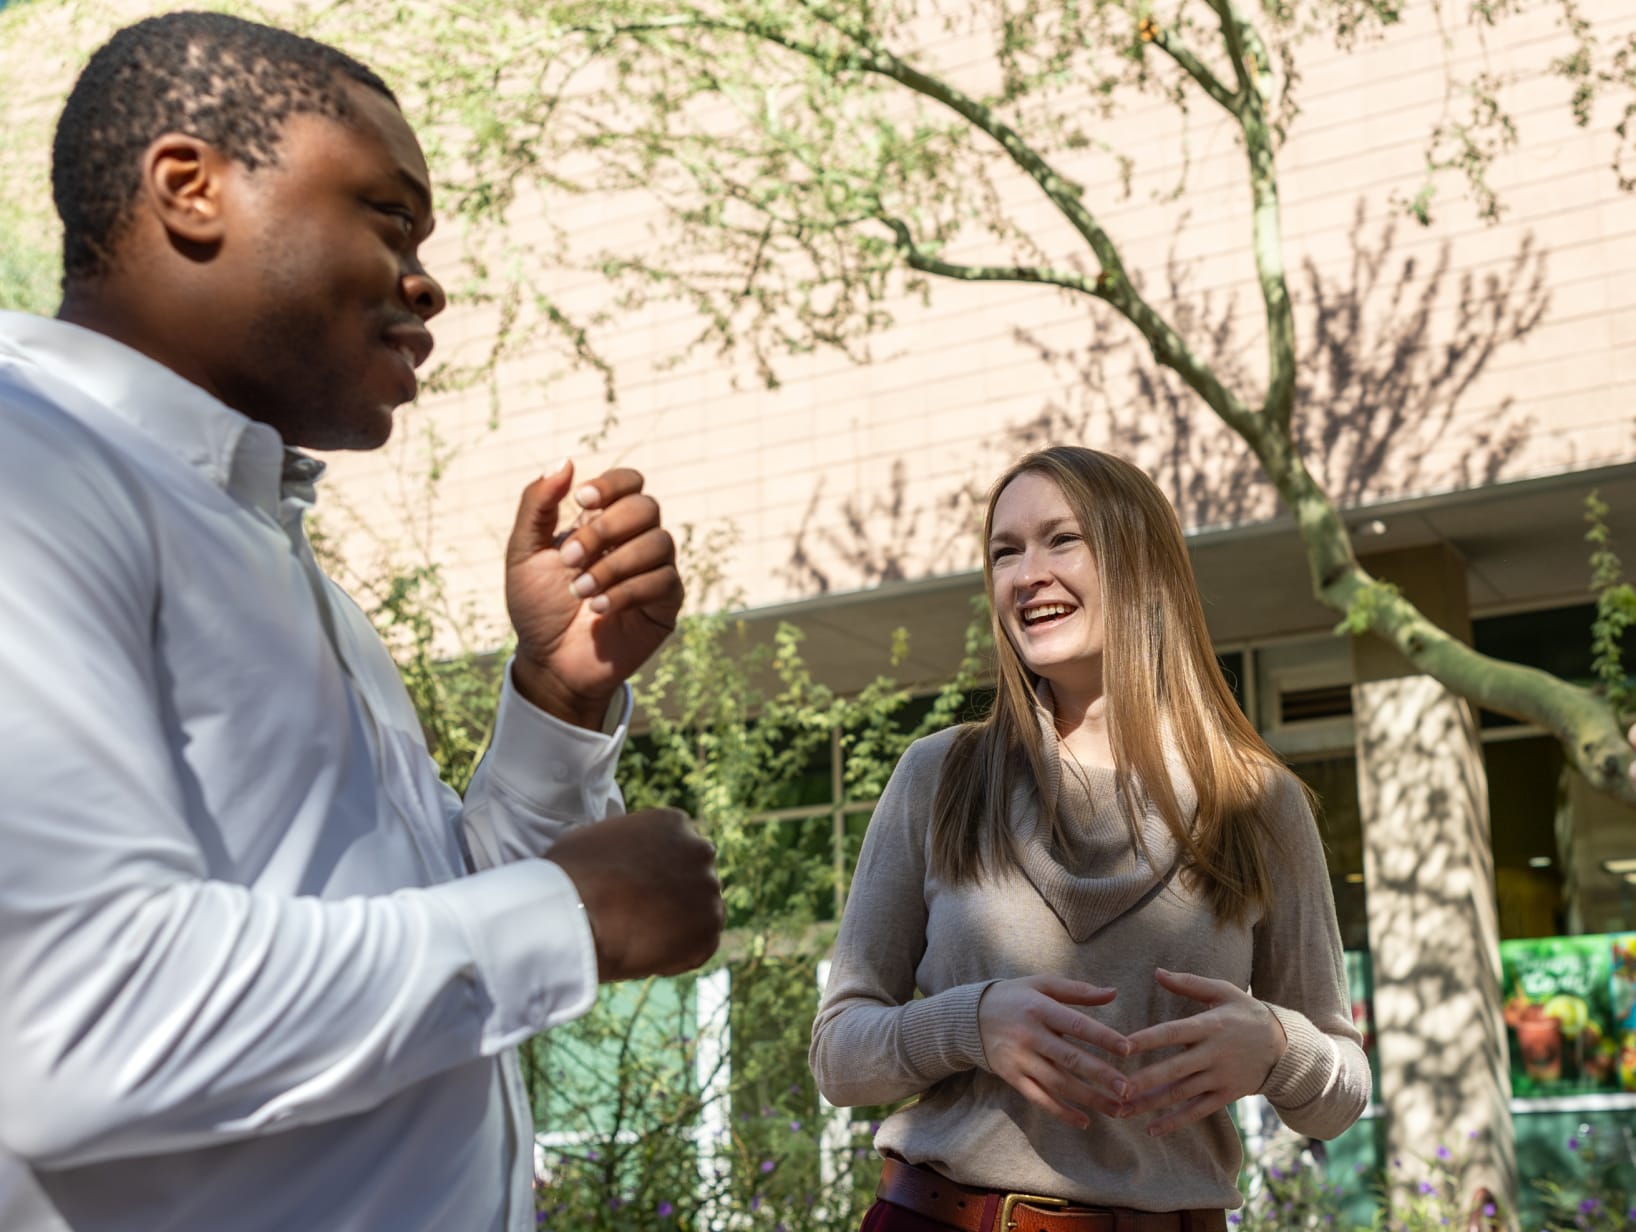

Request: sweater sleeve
left=809, top=732, right=994, bottom=1108
left=1250, top=770, right=1372, bottom=1140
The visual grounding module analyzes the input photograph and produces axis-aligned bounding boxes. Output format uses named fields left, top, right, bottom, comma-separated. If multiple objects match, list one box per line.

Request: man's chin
left=297, top=403, right=399, bottom=453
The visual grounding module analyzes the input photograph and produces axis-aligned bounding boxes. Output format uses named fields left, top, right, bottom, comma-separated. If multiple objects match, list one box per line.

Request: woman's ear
left=140, top=133, right=229, bottom=248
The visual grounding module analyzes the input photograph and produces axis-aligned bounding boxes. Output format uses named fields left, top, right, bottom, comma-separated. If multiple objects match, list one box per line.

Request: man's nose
left=402, top=266, right=447, bottom=322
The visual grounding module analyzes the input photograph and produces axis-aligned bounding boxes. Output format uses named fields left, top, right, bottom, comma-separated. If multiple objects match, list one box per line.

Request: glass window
left=1484, top=734, right=1567, bottom=939
left=1288, top=755, right=1369, bottom=952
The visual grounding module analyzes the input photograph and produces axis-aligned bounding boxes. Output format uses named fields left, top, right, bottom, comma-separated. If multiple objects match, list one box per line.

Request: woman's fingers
left=1144, top=1091, right=1222, bottom=1137
left=1012, top=1071, right=1093, bottom=1131
left=978, top=976, right=1132, bottom=1123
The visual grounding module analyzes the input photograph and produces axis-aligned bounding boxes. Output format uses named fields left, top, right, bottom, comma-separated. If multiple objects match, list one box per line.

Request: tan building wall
left=296, top=0, right=1636, bottom=635
left=3, top=0, right=1634, bottom=631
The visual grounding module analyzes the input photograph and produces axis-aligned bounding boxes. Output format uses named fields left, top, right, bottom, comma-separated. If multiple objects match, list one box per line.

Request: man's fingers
left=573, top=467, right=646, bottom=511
left=569, top=528, right=678, bottom=603
left=506, top=462, right=574, bottom=563
left=585, top=562, right=685, bottom=623
left=559, top=493, right=663, bottom=572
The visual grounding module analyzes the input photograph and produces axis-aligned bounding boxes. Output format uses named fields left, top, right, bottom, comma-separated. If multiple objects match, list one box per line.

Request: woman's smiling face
left=988, top=470, right=1106, bottom=693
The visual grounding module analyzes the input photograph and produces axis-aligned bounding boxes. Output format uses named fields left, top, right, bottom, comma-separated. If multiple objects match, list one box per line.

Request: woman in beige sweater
left=810, top=447, right=1369, bottom=1232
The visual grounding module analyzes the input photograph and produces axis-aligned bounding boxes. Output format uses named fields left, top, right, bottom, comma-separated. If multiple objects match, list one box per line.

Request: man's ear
left=140, top=134, right=231, bottom=248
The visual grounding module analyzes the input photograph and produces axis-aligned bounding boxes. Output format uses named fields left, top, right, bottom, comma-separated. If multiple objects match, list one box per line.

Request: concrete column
left=1349, top=544, right=1516, bottom=1217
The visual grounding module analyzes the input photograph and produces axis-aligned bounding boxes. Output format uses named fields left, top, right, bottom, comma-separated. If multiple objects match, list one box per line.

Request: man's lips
left=384, top=323, right=434, bottom=371
left=382, top=324, right=434, bottom=401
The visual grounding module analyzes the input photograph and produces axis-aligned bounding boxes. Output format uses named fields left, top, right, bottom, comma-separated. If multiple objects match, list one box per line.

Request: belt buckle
left=999, top=1192, right=1070, bottom=1231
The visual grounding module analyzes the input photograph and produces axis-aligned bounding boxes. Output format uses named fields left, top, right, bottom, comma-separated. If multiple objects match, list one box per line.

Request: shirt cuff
left=901, top=980, right=995, bottom=1081
left=428, top=858, right=599, bottom=1047
left=481, top=657, right=631, bottom=822
left=1260, top=1002, right=1335, bottom=1109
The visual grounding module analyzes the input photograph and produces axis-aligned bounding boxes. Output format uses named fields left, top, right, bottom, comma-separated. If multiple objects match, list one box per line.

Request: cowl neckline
left=1008, top=690, right=1198, bottom=942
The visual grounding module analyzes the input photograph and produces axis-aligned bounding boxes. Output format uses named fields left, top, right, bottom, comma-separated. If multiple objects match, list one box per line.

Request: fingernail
left=575, top=484, right=600, bottom=508
left=546, top=457, right=570, bottom=476
left=559, top=540, right=586, bottom=568
left=588, top=594, right=610, bottom=614
left=571, top=573, right=600, bottom=598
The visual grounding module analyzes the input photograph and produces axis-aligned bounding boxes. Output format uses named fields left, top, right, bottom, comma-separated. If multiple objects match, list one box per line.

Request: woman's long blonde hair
left=929, top=446, right=1299, bottom=923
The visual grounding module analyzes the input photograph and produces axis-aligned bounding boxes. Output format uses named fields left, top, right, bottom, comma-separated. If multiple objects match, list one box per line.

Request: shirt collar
left=0, top=311, right=316, bottom=517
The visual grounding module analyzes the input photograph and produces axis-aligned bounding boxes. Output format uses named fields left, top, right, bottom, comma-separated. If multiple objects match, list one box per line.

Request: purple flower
left=1483, top=1204, right=1497, bottom=1218
left=1419, top=1181, right=1436, bottom=1196
left=760, top=1159, right=776, bottom=1173
left=657, top=1201, right=674, bottom=1218
left=1228, top=1215, right=1242, bottom=1226
left=1579, top=1198, right=1600, bottom=1215
left=608, top=1197, right=623, bottom=1212
left=750, top=1196, right=762, bottom=1213
left=790, top=1120, right=802, bottom=1132
left=1568, top=1137, right=1580, bottom=1151
left=1436, top=1145, right=1451, bottom=1161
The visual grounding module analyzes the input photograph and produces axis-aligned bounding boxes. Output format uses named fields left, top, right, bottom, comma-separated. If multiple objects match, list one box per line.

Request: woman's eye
left=1052, top=533, right=1080, bottom=548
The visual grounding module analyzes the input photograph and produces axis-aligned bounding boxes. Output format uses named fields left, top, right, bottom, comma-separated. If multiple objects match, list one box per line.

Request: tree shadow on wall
left=780, top=202, right=1549, bottom=595
left=780, top=459, right=986, bottom=596
left=1008, top=202, right=1547, bottom=530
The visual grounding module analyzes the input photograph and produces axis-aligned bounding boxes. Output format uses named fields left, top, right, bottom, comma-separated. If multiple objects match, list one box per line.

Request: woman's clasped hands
left=976, top=968, right=1289, bottom=1137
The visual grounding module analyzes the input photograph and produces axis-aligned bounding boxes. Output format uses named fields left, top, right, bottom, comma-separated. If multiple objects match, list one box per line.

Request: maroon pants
left=858, top=1198, right=961, bottom=1232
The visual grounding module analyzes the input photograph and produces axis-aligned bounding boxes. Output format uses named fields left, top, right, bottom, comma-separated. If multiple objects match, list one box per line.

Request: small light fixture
left=1603, top=857, right=1636, bottom=876
left=1344, top=872, right=1365, bottom=884
left=1354, top=519, right=1388, bottom=538
left=1528, top=856, right=1553, bottom=869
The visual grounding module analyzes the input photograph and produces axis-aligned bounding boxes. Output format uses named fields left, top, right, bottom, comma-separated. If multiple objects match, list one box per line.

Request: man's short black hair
left=52, top=10, right=397, bottom=283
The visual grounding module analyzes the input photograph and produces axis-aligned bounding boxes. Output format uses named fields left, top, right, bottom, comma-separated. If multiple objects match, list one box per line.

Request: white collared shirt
left=0, top=311, right=622, bottom=1231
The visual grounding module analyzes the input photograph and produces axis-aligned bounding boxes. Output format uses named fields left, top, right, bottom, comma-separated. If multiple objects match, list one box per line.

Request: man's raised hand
left=505, top=461, right=684, bottom=728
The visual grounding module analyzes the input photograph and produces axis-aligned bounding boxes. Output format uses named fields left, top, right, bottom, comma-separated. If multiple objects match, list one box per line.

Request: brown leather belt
left=876, top=1157, right=1227, bottom=1232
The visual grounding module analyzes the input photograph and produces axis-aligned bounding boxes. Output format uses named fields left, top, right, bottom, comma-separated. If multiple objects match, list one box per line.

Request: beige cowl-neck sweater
left=809, top=722, right=1369, bottom=1212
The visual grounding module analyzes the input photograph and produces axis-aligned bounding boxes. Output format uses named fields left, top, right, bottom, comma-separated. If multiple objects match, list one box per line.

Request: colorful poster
left=1500, top=932, right=1636, bottom=1098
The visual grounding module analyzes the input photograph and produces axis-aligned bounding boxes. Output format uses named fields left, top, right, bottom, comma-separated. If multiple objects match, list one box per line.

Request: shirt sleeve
left=459, top=663, right=631, bottom=869
left=0, top=401, right=592, bottom=1169
left=809, top=734, right=993, bottom=1108
left=1250, top=770, right=1372, bottom=1140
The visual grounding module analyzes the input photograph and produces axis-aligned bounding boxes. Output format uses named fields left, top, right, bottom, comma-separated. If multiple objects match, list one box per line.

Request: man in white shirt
left=0, top=11, right=723, bottom=1230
